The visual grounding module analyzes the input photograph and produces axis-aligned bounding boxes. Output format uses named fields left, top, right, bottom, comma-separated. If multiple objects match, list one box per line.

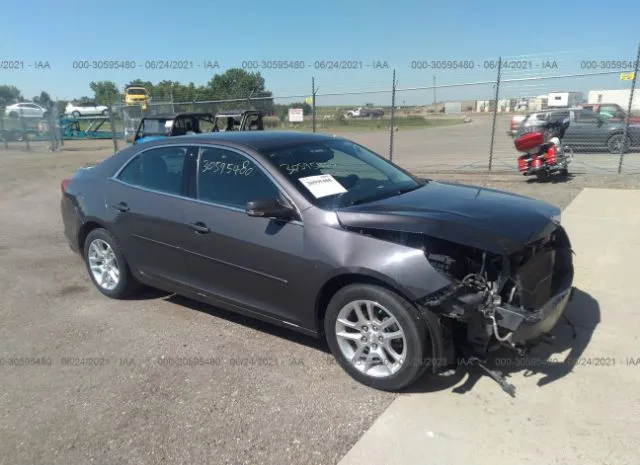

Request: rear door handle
left=112, top=202, right=129, bottom=212
left=189, top=221, right=210, bottom=234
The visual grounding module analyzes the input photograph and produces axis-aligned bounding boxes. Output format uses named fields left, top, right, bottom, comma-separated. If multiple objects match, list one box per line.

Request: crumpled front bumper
left=493, top=284, right=574, bottom=345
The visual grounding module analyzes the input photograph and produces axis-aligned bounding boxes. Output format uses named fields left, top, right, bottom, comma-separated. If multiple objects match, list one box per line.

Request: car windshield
left=127, top=88, right=147, bottom=96
left=264, top=139, right=422, bottom=208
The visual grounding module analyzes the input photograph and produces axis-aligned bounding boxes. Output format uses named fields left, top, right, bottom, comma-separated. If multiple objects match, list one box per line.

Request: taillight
left=61, top=179, right=71, bottom=193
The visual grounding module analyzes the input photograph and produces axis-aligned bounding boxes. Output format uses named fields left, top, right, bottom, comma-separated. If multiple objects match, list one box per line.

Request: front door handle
left=189, top=221, right=210, bottom=234
left=112, top=202, right=129, bottom=212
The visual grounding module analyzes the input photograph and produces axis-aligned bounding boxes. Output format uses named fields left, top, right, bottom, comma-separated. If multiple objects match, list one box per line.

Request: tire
left=607, top=134, right=631, bottom=154
left=9, top=111, right=18, bottom=118
left=83, top=228, right=140, bottom=299
left=102, top=109, right=109, bottom=116
left=72, top=111, right=81, bottom=118
left=324, top=283, right=432, bottom=391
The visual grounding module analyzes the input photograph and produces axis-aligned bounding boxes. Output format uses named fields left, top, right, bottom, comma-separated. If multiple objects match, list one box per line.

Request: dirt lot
left=1, top=141, right=640, bottom=465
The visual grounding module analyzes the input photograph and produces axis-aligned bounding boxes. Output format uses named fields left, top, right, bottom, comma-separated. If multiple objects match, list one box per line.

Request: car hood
left=335, top=181, right=561, bottom=255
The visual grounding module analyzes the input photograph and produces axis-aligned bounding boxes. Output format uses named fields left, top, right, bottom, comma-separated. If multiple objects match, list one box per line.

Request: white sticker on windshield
left=298, top=174, right=347, bottom=198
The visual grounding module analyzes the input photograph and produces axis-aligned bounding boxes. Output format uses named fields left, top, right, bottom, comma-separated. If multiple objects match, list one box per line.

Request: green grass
left=267, top=117, right=462, bottom=132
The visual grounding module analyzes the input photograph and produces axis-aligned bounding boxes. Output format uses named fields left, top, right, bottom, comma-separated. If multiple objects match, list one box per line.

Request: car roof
left=147, top=131, right=339, bottom=152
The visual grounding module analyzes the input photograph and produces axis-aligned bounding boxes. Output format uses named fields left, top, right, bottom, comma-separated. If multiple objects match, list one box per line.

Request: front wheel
left=83, top=228, right=140, bottom=299
left=324, top=284, right=432, bottom=391
left=607, top=134, right=631, bottom=154
left=72, top=111, right=81, bottom=118
left=102, top=109, right=109, bottom=116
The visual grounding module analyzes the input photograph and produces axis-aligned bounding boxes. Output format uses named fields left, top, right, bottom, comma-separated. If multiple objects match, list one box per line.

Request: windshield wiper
left=344, top=183, right=423, bottom=207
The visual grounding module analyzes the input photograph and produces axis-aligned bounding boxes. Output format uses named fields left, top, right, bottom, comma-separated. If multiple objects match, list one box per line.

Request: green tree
left=33, top=91, right=55, bottom=110
left=0, top=85, right=23, bottom=108
left=89, top=80, right=121, bottom=105
left=205, top=68, right=274, bottom=113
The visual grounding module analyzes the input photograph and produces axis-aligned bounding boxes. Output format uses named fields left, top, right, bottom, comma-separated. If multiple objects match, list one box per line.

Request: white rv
left=547, top=92, right=584, bottom=108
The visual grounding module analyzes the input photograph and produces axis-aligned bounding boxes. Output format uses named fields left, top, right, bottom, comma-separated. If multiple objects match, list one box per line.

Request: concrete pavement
left=337, top=188, right=640, bottom=465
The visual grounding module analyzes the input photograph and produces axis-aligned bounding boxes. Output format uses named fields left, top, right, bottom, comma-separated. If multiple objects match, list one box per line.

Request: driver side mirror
left=246, top=198, right=297, bottom=220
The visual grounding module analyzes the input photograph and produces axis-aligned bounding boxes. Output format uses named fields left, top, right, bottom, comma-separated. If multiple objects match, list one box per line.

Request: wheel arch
left=315, top=270, right=450, bottom=375
left=77, top=218, right=112, bottom=254
left=314, top=269, right=420, bottom=336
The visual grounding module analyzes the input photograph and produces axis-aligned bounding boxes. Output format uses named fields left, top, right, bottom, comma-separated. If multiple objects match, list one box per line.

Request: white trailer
left=547, top=92, right=584, bottom=108
left=588, top=89, right=640, bottom=111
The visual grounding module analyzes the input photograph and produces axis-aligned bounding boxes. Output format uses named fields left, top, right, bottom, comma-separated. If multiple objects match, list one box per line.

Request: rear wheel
left=607, top=134, right=631, bottom=154
left=83, top=228, right=139, bottom=299
left=324, top=284, right=432, bottom=391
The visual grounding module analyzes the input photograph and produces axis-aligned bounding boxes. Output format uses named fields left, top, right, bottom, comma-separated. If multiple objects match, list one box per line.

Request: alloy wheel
left=87, top=239, right=120, bottom=291
left=334, top=299, right=407, bottom=378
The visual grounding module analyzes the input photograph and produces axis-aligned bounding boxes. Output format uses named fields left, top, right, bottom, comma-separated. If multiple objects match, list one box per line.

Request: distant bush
left=263, top=116, right=281, bottom=128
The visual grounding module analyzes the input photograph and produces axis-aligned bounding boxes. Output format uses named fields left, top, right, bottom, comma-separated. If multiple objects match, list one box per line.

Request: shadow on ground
left=405, top=288, right=600, bottom=397
left=525, top=173, right=577, bottom=184
left=124, top=284, right=599, bottom=397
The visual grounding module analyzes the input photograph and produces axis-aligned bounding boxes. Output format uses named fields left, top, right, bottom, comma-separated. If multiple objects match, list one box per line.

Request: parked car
left=579, top=103, right=640, bottom=124
left=65, top=101, right=109, bottom=118
left=345, top=107, right=384, bottom=118
left=517, top=108, right=640, bottom=153
left=124, top=86, right=150, bottom=109
left=4, top=102, right=47, bottom=118
left=507, top=114, right=526, bottom=136
left=60, top=132, right=574, bottom=393
left=514, top=109, right=571, bottom=136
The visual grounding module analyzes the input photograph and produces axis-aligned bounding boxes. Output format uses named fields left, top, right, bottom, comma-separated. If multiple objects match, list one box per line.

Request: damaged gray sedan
left=60, top=131, right=574, bottom=393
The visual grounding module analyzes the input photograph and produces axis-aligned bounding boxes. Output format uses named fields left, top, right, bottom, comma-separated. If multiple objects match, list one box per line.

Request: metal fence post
left=107, top=93, right=119, bottom=152
left=48, top=106, right=56, bottom=151
left=312, top=77, right=317, bottom=133
left=0, top=109, right=7, bottom=149
left=488, top=57, right=502, bottom=171
left=19, top=109, right=30, bottom=151
left=389, top=69, right=397, bottom=161
left=618, top=43, right=640, bottom=174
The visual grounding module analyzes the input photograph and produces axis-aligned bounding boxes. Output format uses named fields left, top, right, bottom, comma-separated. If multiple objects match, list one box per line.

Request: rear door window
left=117, top=145, right=196, bottom=196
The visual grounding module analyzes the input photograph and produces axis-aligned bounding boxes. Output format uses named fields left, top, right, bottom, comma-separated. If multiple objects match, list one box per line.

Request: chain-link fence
left=3, top=44, right=640, bottom=174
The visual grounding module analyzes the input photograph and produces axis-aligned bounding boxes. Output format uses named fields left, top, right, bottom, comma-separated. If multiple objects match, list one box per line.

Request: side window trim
left=193, top=144, right=302, bottom=220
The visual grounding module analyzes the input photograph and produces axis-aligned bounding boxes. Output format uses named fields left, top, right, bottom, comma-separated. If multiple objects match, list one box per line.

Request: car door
left=182, top=145, right=309, bottom=325
left=21, top=104, right=35, bottom=117
left=563, top=110, right=604, bottom=148
left=106, top=144, right=198, bottom=287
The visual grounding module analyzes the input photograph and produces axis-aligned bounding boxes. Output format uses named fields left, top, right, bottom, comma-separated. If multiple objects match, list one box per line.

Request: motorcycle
left=514, top=118, right=573, bottom=180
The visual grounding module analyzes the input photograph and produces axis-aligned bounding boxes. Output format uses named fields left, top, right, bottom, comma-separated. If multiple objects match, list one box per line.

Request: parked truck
left=345, top=107, right=384, bottom=118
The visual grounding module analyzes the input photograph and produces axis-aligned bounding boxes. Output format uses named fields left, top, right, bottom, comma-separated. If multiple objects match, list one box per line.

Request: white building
left=587, top=89, right=640, bottom=111
left=547, top=91, right=584, bottom=108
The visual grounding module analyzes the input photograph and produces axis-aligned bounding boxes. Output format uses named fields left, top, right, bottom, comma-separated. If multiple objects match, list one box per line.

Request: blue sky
left=1, top=0, right=639, bottom=104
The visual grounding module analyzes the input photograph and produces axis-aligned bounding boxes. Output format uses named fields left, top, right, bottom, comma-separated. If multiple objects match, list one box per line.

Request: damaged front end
left=416, top=224, right=575, bottom=388
left=343, top=219, right=574, bottom=394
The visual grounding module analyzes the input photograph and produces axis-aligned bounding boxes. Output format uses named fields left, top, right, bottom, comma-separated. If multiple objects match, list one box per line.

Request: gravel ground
left=1, top=144, right=640, bottom=465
